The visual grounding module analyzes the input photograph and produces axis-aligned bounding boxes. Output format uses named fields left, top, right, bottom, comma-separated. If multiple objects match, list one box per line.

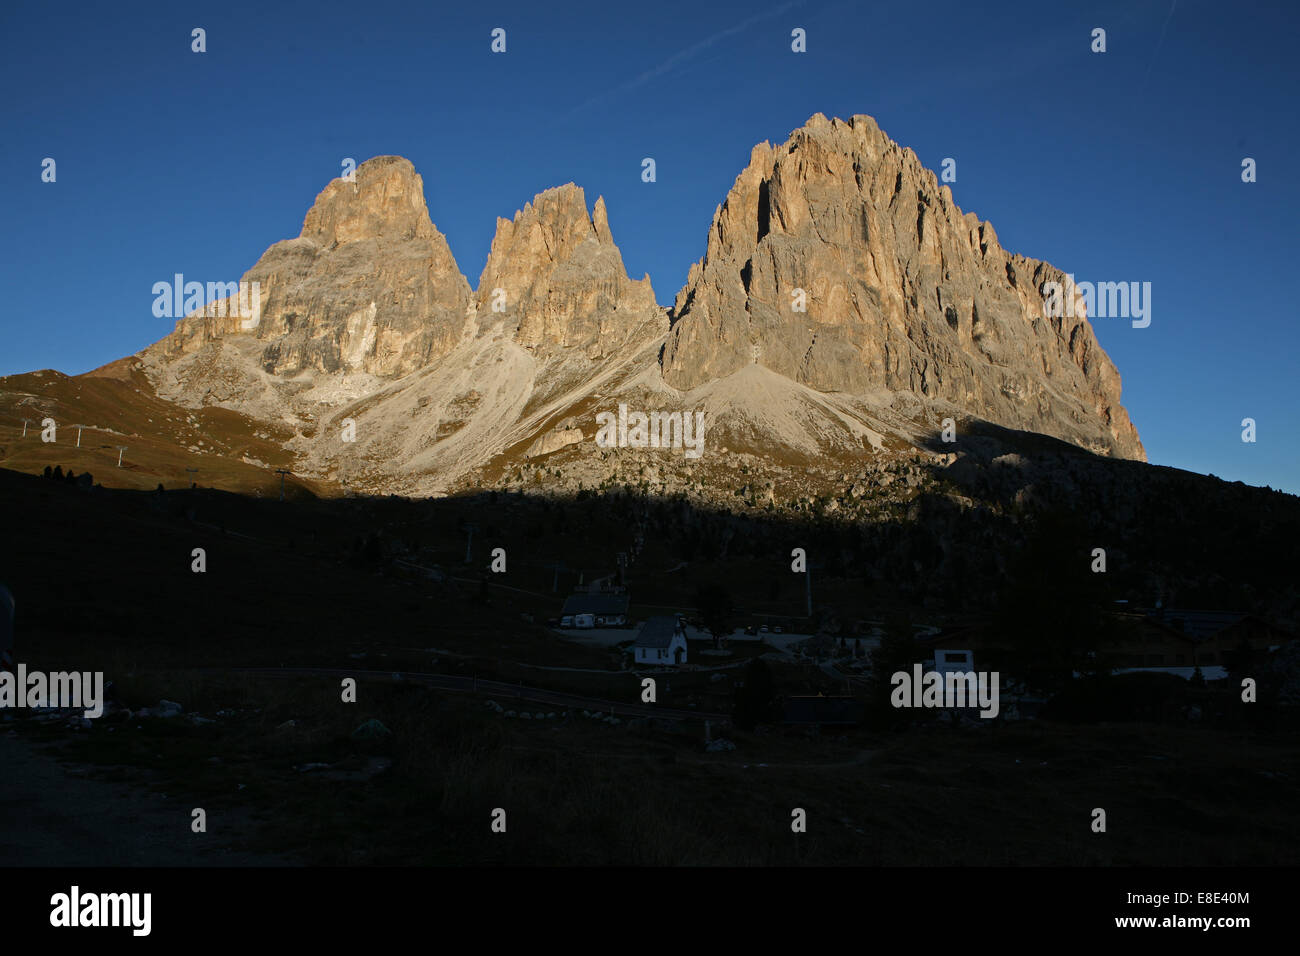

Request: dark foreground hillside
left=1, top=466, right=1297, bottom=865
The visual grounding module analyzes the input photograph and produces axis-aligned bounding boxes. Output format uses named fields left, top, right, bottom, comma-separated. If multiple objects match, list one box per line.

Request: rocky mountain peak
left=661, top=113, right=1144, bottom=461
left=301, top=155, right=438, bottom=246
left=474, top=184, right=664, bottom=359
left=141, top=155, right=471, bottom=394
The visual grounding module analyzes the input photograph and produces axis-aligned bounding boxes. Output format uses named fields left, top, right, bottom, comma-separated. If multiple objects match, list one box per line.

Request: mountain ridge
left=20, top=113, right=1148, bottom=498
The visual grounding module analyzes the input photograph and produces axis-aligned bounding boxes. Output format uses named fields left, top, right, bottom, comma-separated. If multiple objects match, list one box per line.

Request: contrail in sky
left=1146, top=0, right=1178, bottom=77
left=569, top=1, right=800, bottom=115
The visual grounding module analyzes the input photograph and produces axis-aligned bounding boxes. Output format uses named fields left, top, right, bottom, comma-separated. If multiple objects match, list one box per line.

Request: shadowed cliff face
left=660, top=113, right=1144, bottom=461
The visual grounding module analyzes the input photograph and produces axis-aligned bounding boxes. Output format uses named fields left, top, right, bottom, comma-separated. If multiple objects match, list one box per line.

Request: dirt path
left=0, top=731, right=293, bottom=867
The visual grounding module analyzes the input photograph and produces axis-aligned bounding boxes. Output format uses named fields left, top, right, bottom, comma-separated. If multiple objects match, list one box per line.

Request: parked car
left=560, top=615, right=574, bottom=628
left=759, top=625, right=770, bottom=633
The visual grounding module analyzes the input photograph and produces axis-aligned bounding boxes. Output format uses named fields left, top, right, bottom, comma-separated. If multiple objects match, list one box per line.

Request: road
left=223, top=667, right=729, bottom=722
left=557, top=623, right=816, bottom=649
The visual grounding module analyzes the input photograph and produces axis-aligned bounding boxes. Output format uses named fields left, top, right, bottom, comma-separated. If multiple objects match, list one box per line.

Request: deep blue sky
left=2, top=0, right=1297, bottom=492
